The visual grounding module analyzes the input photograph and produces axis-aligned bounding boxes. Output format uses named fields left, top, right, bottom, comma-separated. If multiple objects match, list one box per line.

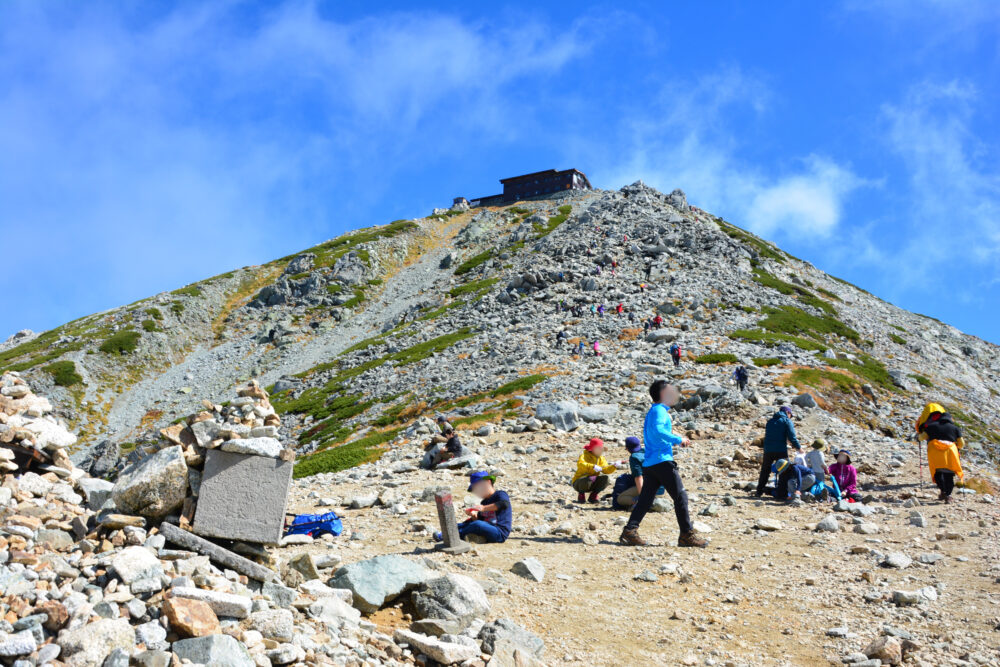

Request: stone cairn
left=0, top=372, right=77, bottom=473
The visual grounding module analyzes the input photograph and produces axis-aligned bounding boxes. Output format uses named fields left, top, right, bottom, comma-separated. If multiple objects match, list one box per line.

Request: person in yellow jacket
left=572, top=438, right=623, bottom=504
left=916, top=402, right=965, bottom=504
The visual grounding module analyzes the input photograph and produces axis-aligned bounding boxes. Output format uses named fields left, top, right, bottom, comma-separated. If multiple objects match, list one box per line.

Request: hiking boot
left=678, top=531, right=708, bottom=548
left=943, top=495, right=954, bottom=504
left=819, top=487, right=830, bottom=502
left=618, top=527, right=647, bottom=546
left=938, top=492, right=946, bottom=501
left=588, top=492, right=600, bottom=503
left=576, top=493, right=586, bottom=504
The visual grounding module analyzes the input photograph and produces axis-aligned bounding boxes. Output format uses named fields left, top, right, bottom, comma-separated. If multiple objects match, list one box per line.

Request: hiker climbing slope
left=916, top=402, right=966, bottom=504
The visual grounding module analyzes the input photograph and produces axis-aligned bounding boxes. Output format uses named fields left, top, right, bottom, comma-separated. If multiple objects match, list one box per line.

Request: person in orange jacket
left=916, top=402, right=966, bottom=503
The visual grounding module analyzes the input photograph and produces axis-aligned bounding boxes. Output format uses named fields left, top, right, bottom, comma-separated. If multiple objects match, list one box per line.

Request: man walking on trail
left=755, top=406, right=801, bottom=497
left=733, top=365, right=749, bottom=392
left=669, top=341, right=683, bottom=367
left=619, top=380, right=707, bottom=548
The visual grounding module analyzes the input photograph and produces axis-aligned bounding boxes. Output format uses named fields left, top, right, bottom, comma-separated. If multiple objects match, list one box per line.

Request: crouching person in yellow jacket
left=572, top=438, right=622, bottom=504
left=916, top=402, right=965, bottom=504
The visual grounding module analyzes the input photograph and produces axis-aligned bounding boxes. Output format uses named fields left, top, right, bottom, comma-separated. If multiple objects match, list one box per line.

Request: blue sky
left=1, top=1, right=999, bottom=342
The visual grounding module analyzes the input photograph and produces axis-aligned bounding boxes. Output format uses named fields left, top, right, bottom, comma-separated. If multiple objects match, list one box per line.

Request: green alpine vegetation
left=454, top=250, right=493, bottom=276
left=695, top=353, right=739, bottom=364
left=43, top=360, right=83, bottom=387
left=293, top=428, right=401, bottom=478
left=99, top=330, right=141, bottom=355
left=716, top=218, right=786, bottom=263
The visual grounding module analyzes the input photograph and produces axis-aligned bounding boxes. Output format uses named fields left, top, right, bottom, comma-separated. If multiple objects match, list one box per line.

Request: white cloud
left=0, top=3, right=600, bottom=336
left=589, top=68, right=867, bottom=240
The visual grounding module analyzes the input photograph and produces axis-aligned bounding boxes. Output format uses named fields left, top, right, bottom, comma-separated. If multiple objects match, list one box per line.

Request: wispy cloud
left=0, top=3, right=600, bottom=336
left=589, top=68, right=868, bottom=240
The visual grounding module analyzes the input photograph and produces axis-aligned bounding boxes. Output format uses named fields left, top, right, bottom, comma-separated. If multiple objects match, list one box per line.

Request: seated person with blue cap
left=435, top=471, right=511, bottom=544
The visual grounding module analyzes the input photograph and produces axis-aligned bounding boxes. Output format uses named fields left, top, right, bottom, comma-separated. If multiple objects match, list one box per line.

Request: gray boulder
left=57, top=618, right=135, bottom=667
left=77, top=478, right=114, bottom=510
left=411, top=574, right=491, bottom=631
left=578, top=404, right=618, bottom=423
left=510, top=557, right=545, bottom=582
left=328, top=555, right=431, bottom=613
left=791, top=393, right=817, bottom=409
left=282, top=253, right=315, bottom=276
left=111, top=446, right=188, bottom=518
left=172, top=634, right=254, bottom=667
left=534, top=401, right=579, bottom=431
left=478, top=618, right=545, bottom=658
left=78, top=439, right=120, bottom=479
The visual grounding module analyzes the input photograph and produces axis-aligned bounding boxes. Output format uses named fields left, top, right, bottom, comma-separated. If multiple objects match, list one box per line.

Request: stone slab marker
left=159, top=521, right=275, bottom=582
left=434, top=490, right=472, bottom=554
left=193, top=448, right=293, bottom=545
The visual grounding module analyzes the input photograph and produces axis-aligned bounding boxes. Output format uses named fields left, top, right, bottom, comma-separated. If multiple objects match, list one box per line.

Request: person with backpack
left=653, top=314, right=663, bottom=329
left=771, top=458, right=815, bottom=500
left=755, top=406, right=802, bottom=497
left=916, top=402, right=966, bottom=504
left=669, top=342, right=683, bottom=367
left=612, top=436, right=665, bottom=509
left=619, top=380, right=707, bottom=548
left=732, top=365, right=749, bottom=392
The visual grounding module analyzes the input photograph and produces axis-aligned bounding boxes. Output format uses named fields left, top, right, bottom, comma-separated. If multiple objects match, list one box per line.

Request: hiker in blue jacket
left=619, top=380, right=707, bottom=548
left=755, top=406, right=802, bottom=497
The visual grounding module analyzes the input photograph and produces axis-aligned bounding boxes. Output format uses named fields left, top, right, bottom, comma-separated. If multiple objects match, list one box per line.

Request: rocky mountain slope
left=2, top=182, right=999, bottom=666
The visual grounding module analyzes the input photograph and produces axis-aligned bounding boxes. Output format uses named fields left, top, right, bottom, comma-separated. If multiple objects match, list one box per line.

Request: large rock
left=791, top=393, right=817, bottom=409
left=534, top=401, right=579, bottom=431
left=307, top=596, right=361, bottom=630
left=328, top=555, right=432, bottom=613
left=218, top=437, right=282, bottom=458
left=193, top=448, right=293, bottom=545
left=111, top=445, right=188, bottom=518
left=57, top=618, right=135, bottom=667
left=248, top=609, right=293, bottom=642
left=78, top=439, right=120, bottom=479
left=864, top=636, right=902, bottom=665
left=478, top=618, right=545, bottom=658
left=172, top=634, right=254, bottom=667
left=881, top=552, right=912, bottom=569
left=815, top=515, right=839, bottom=533
left=77, top=477, right=114, bottom=510
left=112, top=546, right=164, bottom=584
left=162, top=597, right=220, bottom=638
left=169, top=587, right=252, bottom=619
left=393, top=629, right=478, bottom=665
left=411, top=574, right=491, bottom=631
left=578, top=404, right=618, bottom=423
left=510, top=558, right=545, bottom=582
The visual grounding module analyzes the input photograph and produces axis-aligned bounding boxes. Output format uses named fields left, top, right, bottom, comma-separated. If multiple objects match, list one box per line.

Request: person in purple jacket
left=828, top=449, right=861, bottom=501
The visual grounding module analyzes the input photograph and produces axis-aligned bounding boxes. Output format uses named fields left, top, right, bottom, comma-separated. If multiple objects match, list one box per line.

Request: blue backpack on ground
left=284, top=512, right=343, bottom=538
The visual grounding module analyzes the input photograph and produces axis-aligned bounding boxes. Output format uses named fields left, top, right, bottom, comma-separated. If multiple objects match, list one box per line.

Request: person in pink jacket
left=593, top=340, right=601, bottom=357
left=828, top=449, right=861, bottom=502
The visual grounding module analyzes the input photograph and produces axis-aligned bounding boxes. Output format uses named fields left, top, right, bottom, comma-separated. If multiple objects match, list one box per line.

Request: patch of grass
left=282, top=219, right=419, bottom=270
left=288, top=272, right=310, bottom=280
left=490, top=374, right=547, bottom=396
left=368, top=278, right=383, bottom=286
left=891, top=324, right=906, bottom=332
left=826, top=354, right=896, bottom=391
left=757, top=305, right=859, bottom=342
left=293, top=429, right=401, bottom=478
left=729, top=329, right=828, bottom=352
left=910, top=373, right=933, bottom=387
left=816, top=287, right=841, bottom=301
left=507, top=206, right=531, bottom=216
left=171, top=285, right=202, bottom=298
left=146, top=307, right=163, bottom=320
left=170, top=301, right=185, bottom=316
left=43, top=360, right=82, bottom=387
left=695, top=353, right=739, bottom=364
left=454, top=250, right=493, bottom=276
left=787, top=368, right=860, bottom=392
left=341, top=288, right=365, bottom=309
left=740, top=305, right=757, bottom=313
left=753, top=357, right=782, bottom=367
left=889, top=333, right=907, bottom=345
left=326, top=283, right=344, bottom=295
left=753, top=269, right=836, bottom=315
left=449, top=278, right=498, bottom=298
left=717, top=218, right=786, bottom=263
left=342, top=335, right=385, bottom=355
left=389, top=328, right=475, bottom=366
left=99, top=330, right=141, bottom=355
left=141, top=319, right=158, bottom=332
left=417, top=301, right=465, bottom=322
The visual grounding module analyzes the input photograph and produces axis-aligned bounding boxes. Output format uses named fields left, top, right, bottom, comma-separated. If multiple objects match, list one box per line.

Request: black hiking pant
left=756, top=451, right=786, bottom=496
left=934, top=469, right=956, bottom=497
left=671, top=354, right=680, bottom=367
left=737, top=379, right=747, bottom=392
left=625, top=461, right=693, bottom=535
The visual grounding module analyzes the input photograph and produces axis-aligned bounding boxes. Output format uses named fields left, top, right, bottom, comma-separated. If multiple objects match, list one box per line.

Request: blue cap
left=468, top=471, right=496, bottom=491
left=625, top=436, right=641, bottom=452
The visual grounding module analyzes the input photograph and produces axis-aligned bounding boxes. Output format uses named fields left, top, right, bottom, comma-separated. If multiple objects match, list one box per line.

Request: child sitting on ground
left=828, top=449, right=862, bottom=502
left=572, top=438, right=622, bottom=503
left=612, top=436, right=665, bottom=509
left=436, top=471, right=511, bottom=544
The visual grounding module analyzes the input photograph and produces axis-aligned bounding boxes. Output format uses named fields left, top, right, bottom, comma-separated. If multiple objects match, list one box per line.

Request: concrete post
left=434, top=490, right=472, bottom=554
